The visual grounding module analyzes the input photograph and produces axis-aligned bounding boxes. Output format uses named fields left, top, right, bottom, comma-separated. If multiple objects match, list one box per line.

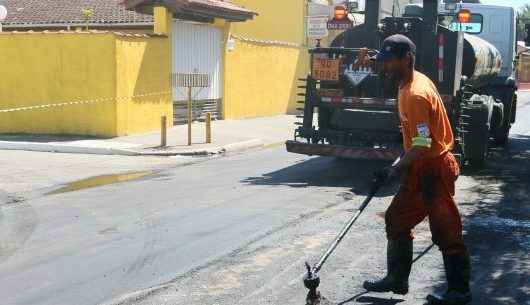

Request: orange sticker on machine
left=312, top=58, right=340, bottom=81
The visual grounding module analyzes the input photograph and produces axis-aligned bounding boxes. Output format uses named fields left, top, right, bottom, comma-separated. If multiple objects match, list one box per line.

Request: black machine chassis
left=288, top=9, right=518, bottom=168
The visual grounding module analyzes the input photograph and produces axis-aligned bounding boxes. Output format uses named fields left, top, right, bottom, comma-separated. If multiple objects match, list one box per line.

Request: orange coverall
left=385, top=71, right=467, bottom=255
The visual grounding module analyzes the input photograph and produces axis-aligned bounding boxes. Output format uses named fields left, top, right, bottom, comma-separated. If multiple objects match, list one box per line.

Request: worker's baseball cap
left=375, top=34, right=416, bottom=61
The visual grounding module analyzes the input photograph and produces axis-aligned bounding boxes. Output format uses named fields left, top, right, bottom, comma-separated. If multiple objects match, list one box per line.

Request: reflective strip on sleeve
left=412, top=137, right=432, bottom=148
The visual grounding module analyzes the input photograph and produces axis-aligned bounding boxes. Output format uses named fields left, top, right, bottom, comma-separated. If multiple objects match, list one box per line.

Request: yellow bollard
left=205, top=112, right=212, bottom=144
left=161, top=116, right=167, bottom=147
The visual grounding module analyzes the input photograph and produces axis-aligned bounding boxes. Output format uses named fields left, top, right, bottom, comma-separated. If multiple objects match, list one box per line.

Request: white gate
left=172, top=20, right=223, bottom=124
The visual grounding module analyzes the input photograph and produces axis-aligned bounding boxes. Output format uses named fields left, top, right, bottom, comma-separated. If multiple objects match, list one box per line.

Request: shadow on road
left=430, top=134, right=530, bottom=304
left=241, top=156, right=396, bottom=196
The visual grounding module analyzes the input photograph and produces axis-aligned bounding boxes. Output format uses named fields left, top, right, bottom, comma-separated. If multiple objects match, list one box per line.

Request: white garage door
left=172, top=20, right=223, bottom=123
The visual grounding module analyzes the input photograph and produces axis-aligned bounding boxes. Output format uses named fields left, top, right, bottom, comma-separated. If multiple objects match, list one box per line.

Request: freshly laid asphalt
left=1, top=92, right=529, bottom=305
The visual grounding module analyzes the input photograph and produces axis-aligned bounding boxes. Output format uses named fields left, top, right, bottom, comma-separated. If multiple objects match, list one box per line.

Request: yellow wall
left=222, top=0, right=310, bottom=119
left=0, top=31, right=172, bottom=137
left=0, top=32, right=118, bottom=136
left=224, top=42, right=308, bottom=118
left=115, top=35, right=172, bottom=135
left=230, top=0, right=306, bottom=45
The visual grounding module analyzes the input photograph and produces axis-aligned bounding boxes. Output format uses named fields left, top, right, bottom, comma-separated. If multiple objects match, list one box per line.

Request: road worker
left=362, top=34, right=472, bottom=305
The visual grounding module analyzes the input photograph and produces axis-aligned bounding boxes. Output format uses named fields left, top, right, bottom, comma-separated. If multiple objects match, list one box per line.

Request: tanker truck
left=286, top=0, right=517, bottom=167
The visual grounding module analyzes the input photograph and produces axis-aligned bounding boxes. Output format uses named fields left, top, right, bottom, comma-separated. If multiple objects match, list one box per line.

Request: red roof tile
left=1, top=0, right=255, bottom=27
left=124, top=0, right=255, bottom=22
left=188, top=0, right=253, bottom=14
left=2, top=0, right=153, bottom=26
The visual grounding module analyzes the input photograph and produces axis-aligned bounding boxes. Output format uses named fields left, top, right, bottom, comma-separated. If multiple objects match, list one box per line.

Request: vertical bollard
left=161, top=116, right=167, bottom=147
left=206, top=112, right=212, bottom=144
left=187, top=86, right=192, bottom=146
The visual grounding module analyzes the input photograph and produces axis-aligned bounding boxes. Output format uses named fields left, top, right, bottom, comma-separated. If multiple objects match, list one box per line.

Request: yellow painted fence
left=0, top=31, right=172, bottom=137
left=221, top=0, right=310, bottom=119
left=223, top=41, right=308, bottom=118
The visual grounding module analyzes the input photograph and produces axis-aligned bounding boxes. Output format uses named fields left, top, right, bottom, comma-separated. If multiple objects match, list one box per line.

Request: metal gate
left=172, top=20, right=223, bottom=125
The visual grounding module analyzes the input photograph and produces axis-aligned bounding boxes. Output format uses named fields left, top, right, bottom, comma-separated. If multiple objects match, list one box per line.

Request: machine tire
left=318, top=106, right=332, bottom=131
left=463, top=98, right=490, bottom=168
left=511, top=93, right=517, bottom=123
left=492, top=89, right=516, bottom=147
left=466, top=124, right=489, bottom=167
left=492, top=123, right=509, bottom=147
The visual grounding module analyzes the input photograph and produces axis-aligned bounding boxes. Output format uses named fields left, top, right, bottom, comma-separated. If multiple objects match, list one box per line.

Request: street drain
left=46, top=171, right=152, bottom=195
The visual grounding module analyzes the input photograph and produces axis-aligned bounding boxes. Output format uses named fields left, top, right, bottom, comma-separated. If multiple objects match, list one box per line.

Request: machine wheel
left=511, top=93, right=517, bottom=123
left=467, top=125, right=489, bottom=167
left=492, top=122, right=510, bottom=147
left=318, top=106, right=332, bottom=131
left=462, top=97, right=491, bottom=168
left=492, top=90, right=516, bottom=147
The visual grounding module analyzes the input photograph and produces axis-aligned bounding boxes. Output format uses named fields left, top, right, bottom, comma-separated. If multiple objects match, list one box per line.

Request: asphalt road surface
left=1, top=92, right=530, bottom=305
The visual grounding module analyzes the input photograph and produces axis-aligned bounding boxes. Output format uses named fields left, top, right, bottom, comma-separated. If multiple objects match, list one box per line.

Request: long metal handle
left=313, top=190, right=377, bottom=274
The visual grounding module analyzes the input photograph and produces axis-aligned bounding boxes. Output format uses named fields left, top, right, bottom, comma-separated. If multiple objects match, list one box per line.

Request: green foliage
left=517, top=4, right=530, bottom=41
left=81, top=8, right=95, bottom=30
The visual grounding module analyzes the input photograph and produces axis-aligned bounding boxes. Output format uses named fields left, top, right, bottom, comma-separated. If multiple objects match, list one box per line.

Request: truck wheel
left=491, top=106, right=509, bottom=147
left=318, top=106, right=331, bottom=130
left=463, top=99, right=490, bottom=168
left=511, top=93, right=517, bottom=123
left=492, top=90, right=515, bottom=147
left=466, top=123, right=489, bottom=167
left=492, top=123, right=509, bottom=147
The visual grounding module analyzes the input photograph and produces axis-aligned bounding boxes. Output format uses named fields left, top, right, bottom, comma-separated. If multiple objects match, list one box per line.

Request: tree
left=517, top=4, right=530, bottom=41
left=81, top=8, right=95, bottom=31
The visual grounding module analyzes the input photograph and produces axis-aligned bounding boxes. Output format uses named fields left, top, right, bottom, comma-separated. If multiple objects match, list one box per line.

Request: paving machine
left=286, top=0, right=517, bottom=167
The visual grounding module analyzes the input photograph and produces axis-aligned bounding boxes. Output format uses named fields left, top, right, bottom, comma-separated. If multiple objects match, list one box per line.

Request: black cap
left=376, top=34, right=416, bottom=61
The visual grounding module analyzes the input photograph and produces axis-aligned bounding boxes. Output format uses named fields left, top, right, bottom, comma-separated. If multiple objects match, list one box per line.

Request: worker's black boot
left=427, top=251, right=472, bottom=305
left=363, top=238, right=412, bottom=295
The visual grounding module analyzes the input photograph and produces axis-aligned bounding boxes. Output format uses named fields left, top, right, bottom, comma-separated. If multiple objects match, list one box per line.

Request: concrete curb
left=135, top=139, right=265, bottom=156
left=0, top=141, right=140, bottom=156
left=220, top=139, right=265, bottom=153
left=0, top=139, right=271, bottom=157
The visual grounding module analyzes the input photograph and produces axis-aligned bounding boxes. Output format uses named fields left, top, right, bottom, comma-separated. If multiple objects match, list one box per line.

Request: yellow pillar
left=213, top=18, right=232, bottom=119
left=154, top=6, right=172, bottom=35
left=152, top=5, right=173, bottom=129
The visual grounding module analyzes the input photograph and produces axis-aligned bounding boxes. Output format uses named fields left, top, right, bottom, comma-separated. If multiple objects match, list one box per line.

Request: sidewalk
left=519, top=82, right=530, bottom=91
left=0, top=115, right=298, bottom=156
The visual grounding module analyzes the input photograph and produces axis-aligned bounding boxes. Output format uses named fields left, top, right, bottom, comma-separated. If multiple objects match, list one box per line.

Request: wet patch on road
left=46, top=171, right=152, bottom=195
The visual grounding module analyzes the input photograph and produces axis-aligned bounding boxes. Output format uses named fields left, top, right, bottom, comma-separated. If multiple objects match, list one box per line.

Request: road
left=1, top=92, right=530, bottom=305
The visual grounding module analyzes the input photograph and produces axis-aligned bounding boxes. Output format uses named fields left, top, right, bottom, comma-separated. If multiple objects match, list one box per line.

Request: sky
left=481, top=0, right=529, bottom=11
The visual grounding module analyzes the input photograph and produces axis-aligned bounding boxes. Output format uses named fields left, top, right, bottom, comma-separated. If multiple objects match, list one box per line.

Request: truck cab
left=438, top=2, right=517, bottom=82
left=441, top=2, right=518, bottom=149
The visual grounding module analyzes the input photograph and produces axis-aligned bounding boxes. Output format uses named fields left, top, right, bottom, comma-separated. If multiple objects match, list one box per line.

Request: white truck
left=439, top=2, right=517, bottom=84
left=440, top=2, right=518, bottom=147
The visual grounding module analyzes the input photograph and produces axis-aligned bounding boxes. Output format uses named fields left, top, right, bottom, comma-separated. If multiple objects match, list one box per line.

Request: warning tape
left=0, top=91, right=172, bottom=113
left=230, top=34, right=305, bottom=48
